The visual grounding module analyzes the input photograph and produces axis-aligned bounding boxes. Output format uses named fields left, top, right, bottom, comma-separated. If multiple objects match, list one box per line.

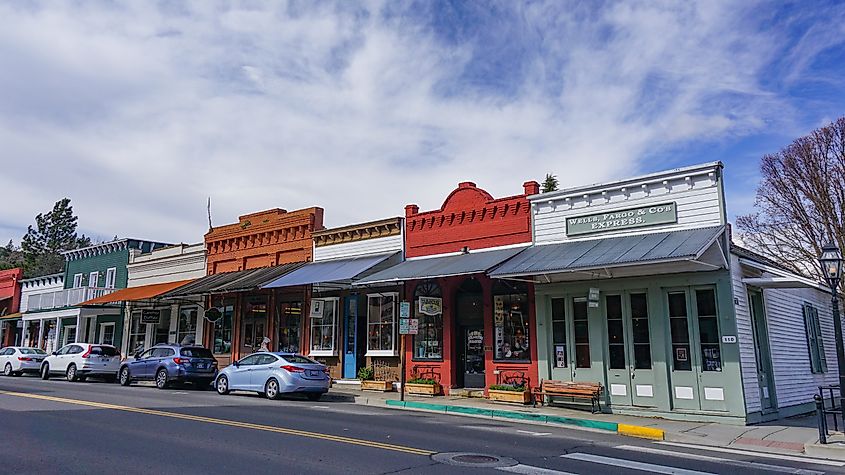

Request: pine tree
left=542, top=173, right=559, bottom=193
left=0, top=240, right=24, bottom=271
left=20, top=198, right=91, bottom=277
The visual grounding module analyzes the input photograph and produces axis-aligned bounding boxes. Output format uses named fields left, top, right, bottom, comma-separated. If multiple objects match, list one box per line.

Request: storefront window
left=573, top=298, right=590, bottom=368
left=696, top=289, right=722, bottom=372
left=606, top=295, right=625, bottom=369
left=128, top=311, right=145, bottom=355
left=212, top=298, right=234, bottom=354
left=277, top=301, right=302, bottom=353
left=367, top=294, right=396, bottom=354
left=177, top=306, right=198, bottom=345
left=310, top=298, right=337, bottom=355
left=668, top=292, right=691, bottom=371
left=630, top=293, right=652, bottom=370
left=412, top=281, right=443, bottom=360
left=493, top=281, right=530, bottom=361
left=551, top=298, right=567, bottom=368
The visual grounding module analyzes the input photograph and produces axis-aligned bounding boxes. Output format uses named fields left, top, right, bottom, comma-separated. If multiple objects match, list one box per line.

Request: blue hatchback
left=118, top=344, right=218, bottom=389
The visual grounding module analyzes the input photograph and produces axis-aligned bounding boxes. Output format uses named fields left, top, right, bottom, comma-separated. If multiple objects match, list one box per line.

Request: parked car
left=119, top=344, right=218, bottom=389
left=215, top=352, right=329, bottom=401
left=41, top=343, right=120, bottom=382
left=0, top=347, right=47, bottom=376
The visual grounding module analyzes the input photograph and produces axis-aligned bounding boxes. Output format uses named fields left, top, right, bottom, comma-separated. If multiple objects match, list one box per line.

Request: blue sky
left=1, top=0, right=844, bottom=245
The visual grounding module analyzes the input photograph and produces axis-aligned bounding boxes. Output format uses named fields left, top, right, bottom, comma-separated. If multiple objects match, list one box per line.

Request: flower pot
left=405, top=382, right=441, bottom=396
left=361, top=380, right=394, bottom=392
left=488, top=389, right=531, bottom=405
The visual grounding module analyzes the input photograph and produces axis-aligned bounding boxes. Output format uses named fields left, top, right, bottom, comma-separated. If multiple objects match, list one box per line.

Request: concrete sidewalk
left=327, top=384, right=833, bottom=458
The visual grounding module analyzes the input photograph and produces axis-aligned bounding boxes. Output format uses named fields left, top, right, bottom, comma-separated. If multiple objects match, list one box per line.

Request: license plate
left=197, top=363, right=207, bottom=369
left=307, top=370, right=320, bottom=377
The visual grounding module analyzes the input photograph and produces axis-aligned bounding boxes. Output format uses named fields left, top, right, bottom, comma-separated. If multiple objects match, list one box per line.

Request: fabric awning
left=262, top=253, right=397, bottom=289
left=355, top=247, right=526, bottom=285
left=0, top=312, right=21, bottom=321
left=490, top=226, right=727, bottom=280
left=160, top=263, right=304, bottom=298
left=79, top=280, right=196, bottom=306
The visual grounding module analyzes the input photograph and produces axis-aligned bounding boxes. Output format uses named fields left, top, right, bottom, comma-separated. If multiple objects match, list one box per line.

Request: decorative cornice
left=313, top=218, right=402, bottom=247
left=205, top=207, right=325, bottom=258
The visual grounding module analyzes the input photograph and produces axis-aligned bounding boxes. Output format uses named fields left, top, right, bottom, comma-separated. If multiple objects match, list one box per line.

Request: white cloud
left=0, top=1, right=831, bottom=245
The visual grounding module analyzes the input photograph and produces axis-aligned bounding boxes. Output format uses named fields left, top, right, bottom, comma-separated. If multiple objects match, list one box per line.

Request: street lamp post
left=819, top=241, right=845, bottom=421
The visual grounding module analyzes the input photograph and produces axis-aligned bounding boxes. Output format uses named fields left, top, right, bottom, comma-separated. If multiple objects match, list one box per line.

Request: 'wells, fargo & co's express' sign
left=566, top=202, right=677, bottom=236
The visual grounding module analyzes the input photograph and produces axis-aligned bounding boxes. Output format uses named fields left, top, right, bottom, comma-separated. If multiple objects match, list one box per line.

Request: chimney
left=405, top=204, right=419, bottom=217
left=523, top=181, right=540, bottom=196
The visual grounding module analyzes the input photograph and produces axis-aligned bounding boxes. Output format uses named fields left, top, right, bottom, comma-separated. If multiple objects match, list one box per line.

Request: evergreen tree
left=542, top=173, right=559, bottom=193
left=20, top=198, right=91, bottom=277
left=0, top=240, right=24, bottom=271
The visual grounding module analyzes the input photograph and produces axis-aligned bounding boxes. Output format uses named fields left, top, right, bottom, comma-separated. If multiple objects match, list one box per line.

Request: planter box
left=488, top=389, right=531, bottom=405
left=361, top=380, right=394, bottom=392
left=405, top=382, right=441, bottom=396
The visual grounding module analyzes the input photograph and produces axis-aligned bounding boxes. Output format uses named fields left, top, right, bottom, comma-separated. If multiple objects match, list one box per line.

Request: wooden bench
left=532, top=380, right=603, bottom=413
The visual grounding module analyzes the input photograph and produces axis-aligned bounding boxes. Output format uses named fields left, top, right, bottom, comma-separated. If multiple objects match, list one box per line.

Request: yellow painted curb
left=617, top=423, right=665, bottom=440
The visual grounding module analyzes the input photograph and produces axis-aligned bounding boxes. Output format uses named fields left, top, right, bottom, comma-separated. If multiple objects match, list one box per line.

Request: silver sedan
left=0, top=347, right=47, bottom=376
left=215, top=352, right=330, bottom=401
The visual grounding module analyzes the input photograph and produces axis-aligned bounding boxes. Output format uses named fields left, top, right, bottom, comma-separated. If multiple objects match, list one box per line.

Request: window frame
left=89, top=271, right=100, bottom=288
left=804, top=303, right=828, bottom=374
left=72, top=273, right=83, bottom=288
left=412, top=281, right=444, bottom=362
left=309, top=297, right=339, bottom=357
left=99, top=322, right=116, bottom=347
left=104, top=268, right=117, bottom=289
left=492, top=281, right=531, bottom=363
left=211, top=298, right=235, bottom=355
left=366, top=292, right=398, bottom=357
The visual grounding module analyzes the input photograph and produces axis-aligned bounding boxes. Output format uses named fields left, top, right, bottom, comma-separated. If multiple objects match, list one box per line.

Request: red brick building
left=360, top=180, right=540, bottom=393
left=0, top=268, right=23, bottom=347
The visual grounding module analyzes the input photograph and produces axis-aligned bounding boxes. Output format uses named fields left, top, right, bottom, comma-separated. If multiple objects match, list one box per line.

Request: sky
left=1, top=0, right=844, bottom=246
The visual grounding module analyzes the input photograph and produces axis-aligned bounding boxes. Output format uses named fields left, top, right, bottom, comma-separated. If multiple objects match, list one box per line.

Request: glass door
left=605, top=292, right=655, bottom=407
left=277, top=301, right=302, bottom=353
left=550, top=296, right=601, bottom=383
left=241, top=296, right=268, bottom=355
left=463, top=326, right=485, bottom=388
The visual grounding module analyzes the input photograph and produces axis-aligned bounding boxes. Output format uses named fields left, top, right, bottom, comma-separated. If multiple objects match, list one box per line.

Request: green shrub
left=489, top=384, right=526, bottom=392
left=407, top=378, right=438, bottom=385
left=357, top=367, right=374, bottom=381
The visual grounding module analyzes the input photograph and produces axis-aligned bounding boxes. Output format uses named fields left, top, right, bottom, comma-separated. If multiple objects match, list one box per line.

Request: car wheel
left=155, top=369, right=169, bottom=389
left=66, top=364, right=78, bottom=382
left=3, top=363, right=12, bottom=377
left=306, top=393, right=322, bottom=402
left=119, top=367, right=131, bottom=386
left=265, top=378, right=280, bottom=400
left=216, top=375, right=229, bottom=395
left=41, top=364, right=50, bottom=380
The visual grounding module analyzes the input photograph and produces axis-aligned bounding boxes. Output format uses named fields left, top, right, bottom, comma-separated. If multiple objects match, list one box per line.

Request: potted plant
left=405, top=377, right=442, bottom=396
left=487, top=384, right=531, bottom=404
left=358, top=367, right=393, bottom=392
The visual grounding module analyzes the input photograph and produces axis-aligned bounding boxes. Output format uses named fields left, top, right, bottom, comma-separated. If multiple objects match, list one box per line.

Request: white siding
left=532, top=167, right=723, bottom=244
left=314, top=235, right=403, bottom=261
left=19, top=277, right=65, bottom=313
left=127, top=244, right=206, bottom=287
left=733, top=253, right=841, bottom=414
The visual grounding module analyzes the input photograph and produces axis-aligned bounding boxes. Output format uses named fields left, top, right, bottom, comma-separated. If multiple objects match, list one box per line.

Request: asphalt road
left=0, top=375, right=840, bottom=475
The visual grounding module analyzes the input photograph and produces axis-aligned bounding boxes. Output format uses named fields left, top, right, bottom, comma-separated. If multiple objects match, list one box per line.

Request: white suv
left=41, top=343, right=121, bottom=382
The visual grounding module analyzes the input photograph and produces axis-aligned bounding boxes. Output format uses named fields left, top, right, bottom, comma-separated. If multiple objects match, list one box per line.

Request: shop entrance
left=550, top=296, right=601, bottom=383
left=241, top=296, right=269, bottom=355
left=604, top=292, right=656, bottom=407
left=456, top=279, right=484, bottom=388
left=666, top=287, right=725, bottom=412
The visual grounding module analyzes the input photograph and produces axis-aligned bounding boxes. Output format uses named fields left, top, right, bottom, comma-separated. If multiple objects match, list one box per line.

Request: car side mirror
left=51, top=351, right=58, bottom=356
left=233, top=361, right=240, bottom=368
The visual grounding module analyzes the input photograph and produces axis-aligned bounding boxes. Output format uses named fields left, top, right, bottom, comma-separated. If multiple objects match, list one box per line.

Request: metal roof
left=489, top=226, right=725, bottom=278
left=79, top=280, right=196, bottom=306
left=161, top=263, right=304, bottom=298
left=355, top=247, right=525, bottom=285
left=262, top=253, right=397, bottom=289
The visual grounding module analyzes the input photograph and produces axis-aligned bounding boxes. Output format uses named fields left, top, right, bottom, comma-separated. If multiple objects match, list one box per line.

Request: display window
left=367, top=293, right=397, bottom=356
left=492, top=281, right=530, bottom=362
left=412, top=281, right=443, bottom=361
left=309, top=298, right=338, bottom=356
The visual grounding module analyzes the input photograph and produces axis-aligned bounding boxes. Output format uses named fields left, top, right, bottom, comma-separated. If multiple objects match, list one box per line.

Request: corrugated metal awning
left=79, top=280, right=196, bottom=306
left=161, top=263, right=304, bottom=298
left=262, top=253, right=397, bottom=289
left=355, top=247, right=526, bottom=285
left=489, top=226, right=726, bottom=279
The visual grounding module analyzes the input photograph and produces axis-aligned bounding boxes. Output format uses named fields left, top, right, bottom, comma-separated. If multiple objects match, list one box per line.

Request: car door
left=52, top=345, right=74, bottom=373
left=228, top=354, right=259, bottom=389
left=249, top=354, right=279, bottom=390
left=0, top=348, right=11, bottom=370
left=129, top=349, right=155, bottom=379
left=147, top=348, right=173, bottom=377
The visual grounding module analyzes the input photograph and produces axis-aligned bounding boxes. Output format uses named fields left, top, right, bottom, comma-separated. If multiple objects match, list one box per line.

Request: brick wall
left=404, top=181, right=539, bottom=258
left=0, top=268, right=22, bottom=314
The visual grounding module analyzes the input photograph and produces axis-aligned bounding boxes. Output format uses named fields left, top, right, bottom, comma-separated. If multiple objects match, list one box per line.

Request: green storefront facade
left=490, top=162, right=808, bottom=424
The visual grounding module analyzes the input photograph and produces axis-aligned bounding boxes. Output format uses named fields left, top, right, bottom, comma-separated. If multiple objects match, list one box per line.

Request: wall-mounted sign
left=141, top=309, right=160, bottom=324
left=721, top=335, right=737, bottom=344
left=203, top=307, right=222, bottom=323
left=310, top=299, right=324, bottom=319
left=566, top=202, right=678, bottom=236
left=399, top=301, right=411, bottom=319
left=555, top=345, right=566, bottom=368
left=418, top=297, right=442, bottom=316
left=399, top=318, right=418, bottom=335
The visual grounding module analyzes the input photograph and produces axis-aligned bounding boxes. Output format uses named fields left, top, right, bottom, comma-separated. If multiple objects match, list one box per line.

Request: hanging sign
left=418, top=297, right=442, bottom=316
left=566, top=202, right=677, bottom=236
left=399, top=301, right=411, bottom=319
left=141, top=309, right=161, bottom=324
left=310, top=299, right=324, bottom=319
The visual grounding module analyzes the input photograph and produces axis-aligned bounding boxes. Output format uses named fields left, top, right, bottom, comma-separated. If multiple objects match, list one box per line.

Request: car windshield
left=281, top=354, right=319, bottom=365
left=180, top=347, right=213, bottom=358
left=20, top=348, right=46, bottom=355
left=91, top=346, right=119, bottom=357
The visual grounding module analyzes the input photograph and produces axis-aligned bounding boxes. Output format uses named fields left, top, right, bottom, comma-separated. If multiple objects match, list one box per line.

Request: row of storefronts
left=2, top=161, right=841, bottom=424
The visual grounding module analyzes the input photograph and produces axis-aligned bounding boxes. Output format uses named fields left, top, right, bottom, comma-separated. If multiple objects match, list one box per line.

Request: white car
left=0, top=347, right=47, bottom=376
left=41, top=343, right=121, bottom=382
left=215, top=352, right=330, bottom=401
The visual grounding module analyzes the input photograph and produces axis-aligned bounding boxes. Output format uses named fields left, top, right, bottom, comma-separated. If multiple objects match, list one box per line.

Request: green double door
left=603, top=291, right=657, bottom=407
left=549, top=296, right=605, bottom=387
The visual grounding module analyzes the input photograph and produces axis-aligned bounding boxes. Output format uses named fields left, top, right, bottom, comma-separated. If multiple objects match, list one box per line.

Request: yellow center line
left=0, top=390, right=434, bottom=456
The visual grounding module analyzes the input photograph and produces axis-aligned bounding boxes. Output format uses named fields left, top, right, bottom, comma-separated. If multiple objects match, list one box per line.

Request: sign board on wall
left=566, top=202, right=678, bottom=236
left=141, top=309, right=160, bottom=324
left=399, top=318, right=418, bottom=335
left=310, top=299, right=324, bottom=318
left=418, top=297, right=442, bottom=316
left=399, top=301, right=411, bottom=319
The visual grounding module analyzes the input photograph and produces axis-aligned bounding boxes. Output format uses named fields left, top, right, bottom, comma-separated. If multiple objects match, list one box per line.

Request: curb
left=383, top=399, right=662, bottom=439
